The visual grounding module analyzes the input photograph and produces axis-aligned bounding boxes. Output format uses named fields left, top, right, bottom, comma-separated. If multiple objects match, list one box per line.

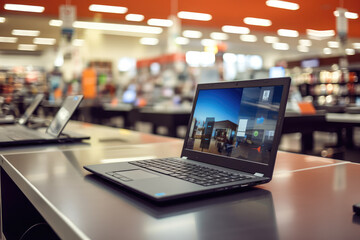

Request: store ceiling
left=0, top=0, right=360, bottom=55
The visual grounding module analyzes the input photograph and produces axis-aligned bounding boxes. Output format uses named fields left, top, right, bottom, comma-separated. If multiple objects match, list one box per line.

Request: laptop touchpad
left=115, top=170, right=159, bottom=180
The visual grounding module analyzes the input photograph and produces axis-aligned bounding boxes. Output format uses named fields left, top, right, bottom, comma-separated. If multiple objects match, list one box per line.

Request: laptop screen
left=185, top=85, right=284, bottom=165
left=46, top=95, right=83, bottom=137
left=18, top=94, right=44, bottom=125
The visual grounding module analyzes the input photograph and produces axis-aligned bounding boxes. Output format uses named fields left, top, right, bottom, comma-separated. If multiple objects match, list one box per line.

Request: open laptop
left=0, top=94, right=44, bottom=125
left=0, top=95, right=90, bottom=146
left=84, top=77, right=291, bottom=202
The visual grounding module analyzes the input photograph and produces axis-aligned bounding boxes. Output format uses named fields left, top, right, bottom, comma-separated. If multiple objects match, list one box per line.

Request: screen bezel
left=181, top=77, right=291, bottom=178
left=46, top=95, right=83, bottom=137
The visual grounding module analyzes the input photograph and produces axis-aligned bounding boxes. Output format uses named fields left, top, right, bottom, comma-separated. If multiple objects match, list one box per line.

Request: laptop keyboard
left=5, top=129, right=41, bottom=140
left=129, top=158, right=255, bottom=186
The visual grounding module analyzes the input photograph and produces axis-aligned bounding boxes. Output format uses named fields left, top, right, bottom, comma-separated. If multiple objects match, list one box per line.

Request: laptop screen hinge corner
left=254, top=172, right=264, bottom=177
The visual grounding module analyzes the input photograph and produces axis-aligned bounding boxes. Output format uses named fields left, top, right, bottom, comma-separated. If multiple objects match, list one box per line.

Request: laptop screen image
left=185, top=85, right=283, bottom=165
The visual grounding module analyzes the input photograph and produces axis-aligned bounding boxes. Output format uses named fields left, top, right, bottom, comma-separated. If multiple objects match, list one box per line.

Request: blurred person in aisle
left=81, top=62, right=97, bottom=100
left=48, top=67, right=64, bottom=103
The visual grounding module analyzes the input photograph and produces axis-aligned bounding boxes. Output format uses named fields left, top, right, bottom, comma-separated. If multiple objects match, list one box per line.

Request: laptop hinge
left=181, top=156, right=188, bottom=159
left=254, top=172, right=264, bottom=177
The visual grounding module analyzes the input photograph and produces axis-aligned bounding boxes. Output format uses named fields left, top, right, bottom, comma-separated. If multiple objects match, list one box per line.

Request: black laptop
left=84, top=77, right=290, bottom=202
left=0, top=94, right=44, bottom=125
left=0, top=95, right=90, bottom=146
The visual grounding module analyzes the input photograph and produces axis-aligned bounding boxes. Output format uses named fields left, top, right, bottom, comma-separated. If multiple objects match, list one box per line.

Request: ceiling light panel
left=177, top=11, right=212, bottom=21
left=266, top=0, right=299, bottom=10
left=353, top=43, right=360, bottom=49
left=277, top=29, right=299, bottom=37
left=323, top=48, right=332, bottom=54
left=0, top=17, right=5, bottom=23
left=49, top=20, right=63, bottom=26
left=18, top=44, right=37, bottom=51
left=272, top=42, right=289, bottom=50
left=175, top=37, right=189, bottom=45
left=33, top=38, right=56, bottom=45
left=183, top=30, right=202, bottom=38
left=240, top=34, right=257, bottom=42
left=299, top=39, right=312, bottom=46
left=147, top=18, right=173, bottom=27
left=345, top=48, right=355, bottom=55
left=4, top=4, right=44, bottom=13
left=264, top=36, right=279, bottom=43
left=327, top=41, right=340, bottom=48
left=125, top=14, right=144, bottom=22
left=334, top=10, right=359, bottom=19
left=73, top=21, right=163, bottom=34
left=244, top=17, right=272, bottom=26
left=222, top=25, right=250, bottom=34
left=12, top=29, right=40, bottom=37
left=89, top=4, right=127, bottom=14
left=139, top=38, right=159, bottom=45
left=0, top=37, right=17, bottom=43
left=210, top=32, right=228, bottom=41
left=307, top=29, right=335, bottom=39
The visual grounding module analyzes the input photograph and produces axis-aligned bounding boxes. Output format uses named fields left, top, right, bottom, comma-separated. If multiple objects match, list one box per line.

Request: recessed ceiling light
left=49, top=20, right=63, bottom=26
left=0, top=37, right=17, bottom=43
left=277, top=29, right=299, bottom=37
left=299, top=39, right=312, bottom=46
left=345, top=48, right=355, bottom=55
left=4, top=4, right=44, bottom=13
left=353, top=43, right=360, bottom=49
left=139, top=38, right=159, bottom=45
left=222, top=25, right=250, bottom=34
left=12, top=29, right=40, bottom=37
left=328, top=41, right=340, bottom=48
left=89, top=4, right=127, bottom=14
left=183, top=30, right=202, bottom=38
left=0, top=17, right=5, bottom=23
left=264, top=36, right=279, bottom=43
left=147, top=18, right=173, bottom=27
left=210, top=32, right=228, bottom=41
left=73, top=21, right=163, bottom=34
left=240, top=35, right=257, bottom=42
left=307, top=29, right=335, bottom=39
left=244, top=17, right=272, bottom=27
left=323, top=48, right=332, bottom=54
left=125, top=14, right=144, bottom=22
left=297, top=45, right=309, bottom=52
left=177, top=11, right=212, bottom=21
left=334, top=10, right=359, bottom=19
left=266, top=0, right=299, bottom=10
left=175, top=37, right=189, bottom=45
left=33, top=38, right=56, bottom=45
left=18, top=44, right=37, bottom=51
left=272, top=42, right=289, bottom=50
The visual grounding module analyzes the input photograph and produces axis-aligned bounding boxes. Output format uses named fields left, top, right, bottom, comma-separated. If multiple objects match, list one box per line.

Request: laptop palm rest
left=113, top=170, right=160, bottom=181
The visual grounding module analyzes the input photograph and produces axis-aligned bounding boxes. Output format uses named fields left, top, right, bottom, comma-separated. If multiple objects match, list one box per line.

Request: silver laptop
left=0, top=95, right=89, bottom=146
left=0, top=94, right=44, bottom=125
left=84, top=77, right=291, bottom=202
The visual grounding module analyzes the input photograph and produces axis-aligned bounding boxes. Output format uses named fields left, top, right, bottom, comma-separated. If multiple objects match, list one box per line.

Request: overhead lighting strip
left=12, top=29, right=40, bottom=37
left=222, top=25, right=250, bottom=34
left=177, top=11, right=212, bottom=21
left=18, top=44, right=37, bottom=51
left=0, top=37, right=17, bottom=43
left=126, top=14, right=144, bottom=22
left=266, top=0, right=299, bottom=10
left=277, top=29, right=299, bottom=37
left=73, top=21, right=163, bottom=34
left=244, top=17, right=272, bottom=26
left=147, top=19, right=173, bottom=27
left=33, top=38, right=56, bottom=45
left=89, top=4, right=127, bottom=14
left=4, top=4, right=44, bottom=13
